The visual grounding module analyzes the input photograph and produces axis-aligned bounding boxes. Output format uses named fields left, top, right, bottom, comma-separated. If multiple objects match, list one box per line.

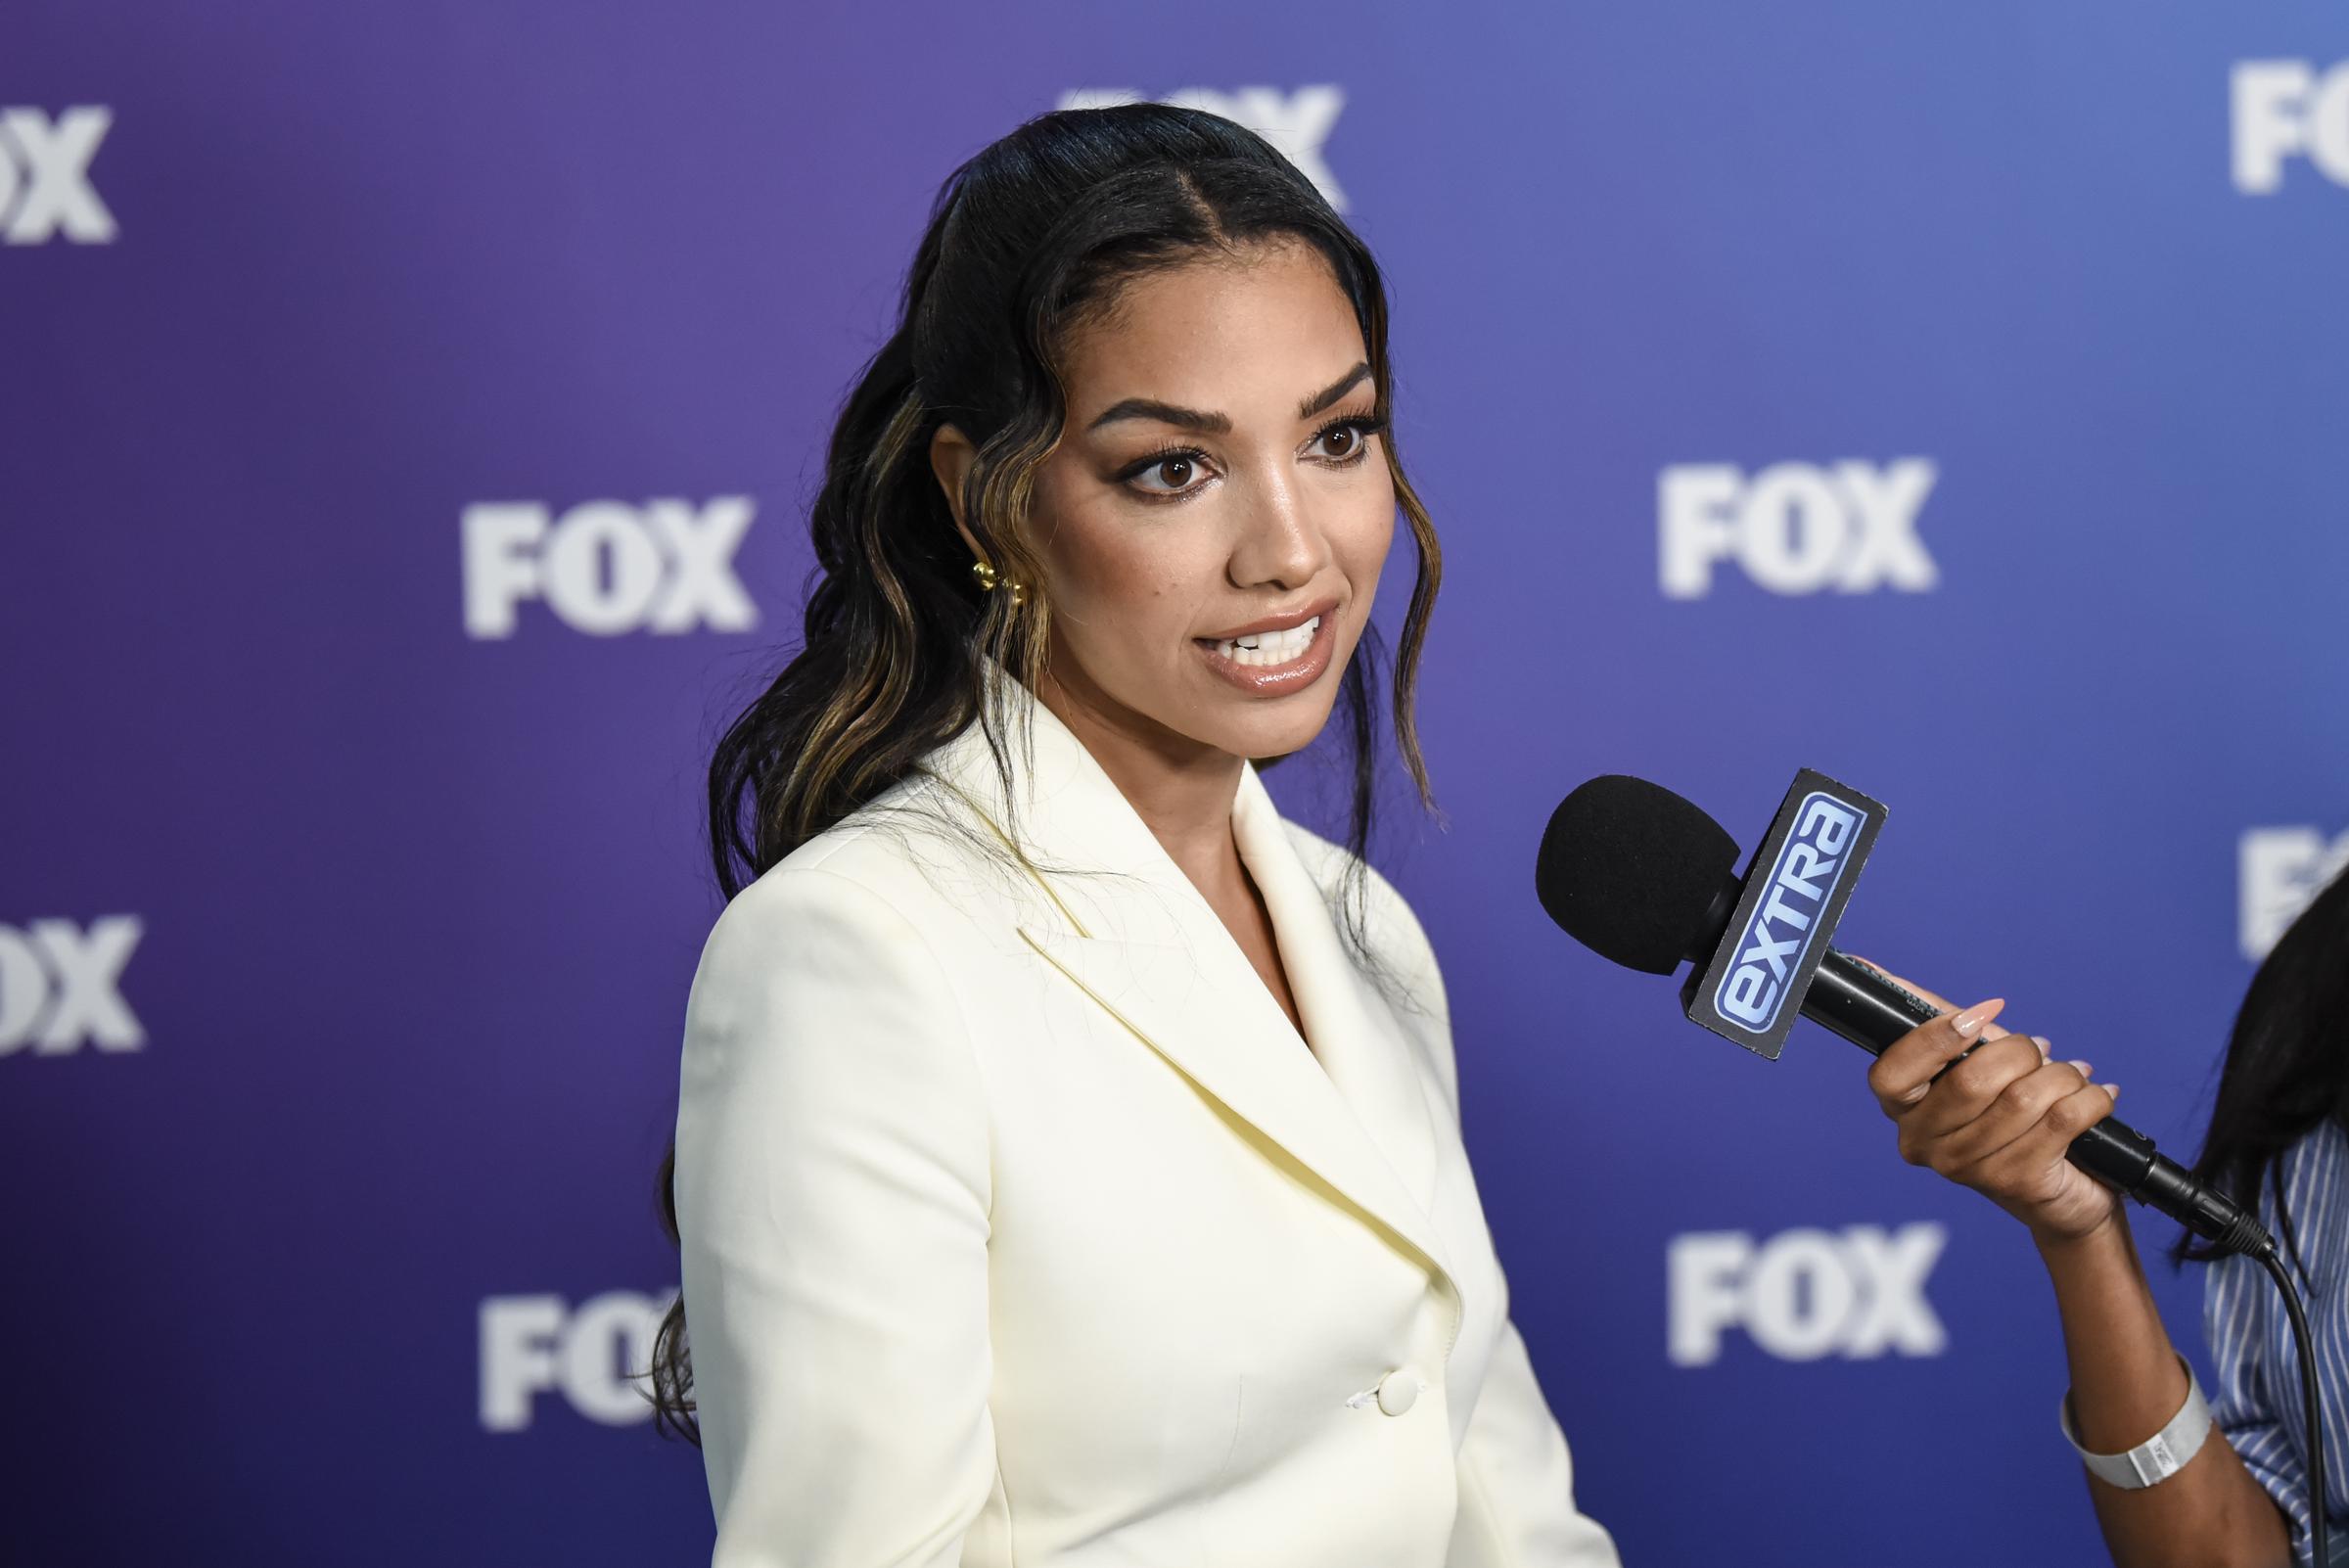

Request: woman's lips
left=1193, top=608, right=1338, bottom=695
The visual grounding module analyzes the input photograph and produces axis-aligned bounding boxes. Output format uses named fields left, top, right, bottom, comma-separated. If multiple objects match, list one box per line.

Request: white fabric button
left=1375, top=1368, right=1420, bottom=1417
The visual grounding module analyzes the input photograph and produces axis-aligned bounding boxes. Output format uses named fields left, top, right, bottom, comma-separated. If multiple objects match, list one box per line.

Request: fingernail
left=2068, top=1059, right=2092, bottom=1077
left=1899, top=1082, right=1930, bottom=1105
left=2106, top=1083, right=2121, bottom=1100
left=1952, top=998, right=2006, bottom=1039
left=2033, top=1036, right=2052, bottom=1060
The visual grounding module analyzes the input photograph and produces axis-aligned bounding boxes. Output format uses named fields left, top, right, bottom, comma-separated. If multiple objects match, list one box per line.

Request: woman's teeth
left=1213, top=616, right=1320, bottom=667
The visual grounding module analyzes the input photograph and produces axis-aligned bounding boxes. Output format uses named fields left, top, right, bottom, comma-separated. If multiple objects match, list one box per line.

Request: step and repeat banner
left=7, top=3, right=2347, bottom=1564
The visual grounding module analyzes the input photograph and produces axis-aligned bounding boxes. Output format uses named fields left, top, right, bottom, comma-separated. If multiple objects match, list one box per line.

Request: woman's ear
left=929, top=422, right=985, bottom=560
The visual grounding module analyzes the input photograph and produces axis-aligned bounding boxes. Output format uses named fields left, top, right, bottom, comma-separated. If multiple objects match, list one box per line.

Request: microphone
left=1535, top=773, right=2274, bottom=1259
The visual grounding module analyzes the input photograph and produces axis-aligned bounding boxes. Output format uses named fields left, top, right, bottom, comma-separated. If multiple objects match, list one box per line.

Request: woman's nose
left=1226, top=474, right=1329, bottom=591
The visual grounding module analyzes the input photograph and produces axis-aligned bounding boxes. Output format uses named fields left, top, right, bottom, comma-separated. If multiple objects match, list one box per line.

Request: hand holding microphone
left=1853, top=970, right=2127, bottom=1250
left=1533, top=769, right=2269, bottom=1257
left=1535, top=768, right=2323, bottom=1568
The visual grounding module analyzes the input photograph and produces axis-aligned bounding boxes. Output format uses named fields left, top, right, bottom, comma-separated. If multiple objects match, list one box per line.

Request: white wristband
left=2058, top=1355, right=2214, bottom=1489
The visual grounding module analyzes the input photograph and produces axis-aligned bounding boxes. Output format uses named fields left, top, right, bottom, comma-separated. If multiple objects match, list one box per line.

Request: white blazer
left=672, top=676, right=1620, bottom=1568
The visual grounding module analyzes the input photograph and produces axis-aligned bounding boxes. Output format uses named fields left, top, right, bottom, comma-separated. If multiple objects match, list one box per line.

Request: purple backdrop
left=8, top=3, right=2349, bottom=1563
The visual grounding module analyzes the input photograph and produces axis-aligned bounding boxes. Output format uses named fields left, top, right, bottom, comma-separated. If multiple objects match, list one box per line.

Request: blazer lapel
left=916, top=678, right=1461, bottom=1303
left=1227, top=766, right=1446, bottom=1222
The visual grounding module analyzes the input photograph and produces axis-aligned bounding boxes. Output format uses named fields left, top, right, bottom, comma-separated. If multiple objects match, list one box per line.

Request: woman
left=647, top=104, right=1621, bottom=1567
left=1865, top=860, right=2349, bottom=1568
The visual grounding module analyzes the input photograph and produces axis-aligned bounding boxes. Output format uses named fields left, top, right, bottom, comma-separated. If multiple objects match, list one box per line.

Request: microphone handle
left=1805, top=948, right=2272, bottom=1257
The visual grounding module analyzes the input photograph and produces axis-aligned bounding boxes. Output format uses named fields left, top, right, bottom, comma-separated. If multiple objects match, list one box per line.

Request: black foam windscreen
left=1536, top=775, right=1741, bottom=975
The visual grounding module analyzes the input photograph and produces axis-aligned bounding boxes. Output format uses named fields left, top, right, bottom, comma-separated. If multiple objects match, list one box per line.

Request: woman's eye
left=1314, top=418, right=1378, bottom=463
left=1126, top=453, right=1209, bottom=497
left=1141, top=456, right=1198, bottom=492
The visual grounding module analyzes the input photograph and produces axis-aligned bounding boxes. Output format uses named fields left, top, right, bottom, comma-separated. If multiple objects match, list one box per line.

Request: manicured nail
left=1952, top=998, right=2006, bottom=1039
left=2068, top=1059, right=2092, bottom=1078
left=2105, top=1083, right=2121, bottom=1100
left=2033, top=1036, right=2052, bottom=1060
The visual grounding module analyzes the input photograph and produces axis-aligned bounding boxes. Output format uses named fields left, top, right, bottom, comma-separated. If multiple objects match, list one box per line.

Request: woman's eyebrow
left=1083, top=360, right=1372, bottom=435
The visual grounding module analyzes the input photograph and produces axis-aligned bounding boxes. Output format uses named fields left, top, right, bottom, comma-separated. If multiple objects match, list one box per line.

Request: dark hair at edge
left=642, top=103, right=1446, bottom=1444
left=2173, top=861, right=2349, bottom=1276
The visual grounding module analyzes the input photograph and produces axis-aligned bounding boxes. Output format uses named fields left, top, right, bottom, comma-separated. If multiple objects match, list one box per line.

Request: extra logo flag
left=1681, top=769, right=1886, bottom=1059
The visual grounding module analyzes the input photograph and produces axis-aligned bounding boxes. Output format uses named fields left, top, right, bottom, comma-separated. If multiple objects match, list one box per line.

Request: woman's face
left=1019, top=239, right=1396, bottom=767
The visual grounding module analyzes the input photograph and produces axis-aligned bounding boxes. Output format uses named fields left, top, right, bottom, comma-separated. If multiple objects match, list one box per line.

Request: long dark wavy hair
left=2175, top=861, right=2349, bottom=1272
left=642, top=103, right=1446, bottom=1443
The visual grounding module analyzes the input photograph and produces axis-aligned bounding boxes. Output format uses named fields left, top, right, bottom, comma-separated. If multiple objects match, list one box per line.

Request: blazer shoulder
left=677, top=804, right=999, bottom=1126
left=702, top=770, right=1046, bottom=973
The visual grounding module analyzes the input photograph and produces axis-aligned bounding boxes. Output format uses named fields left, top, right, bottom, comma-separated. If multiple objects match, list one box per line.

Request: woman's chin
left=1201, top=701, right=1342, bottom=768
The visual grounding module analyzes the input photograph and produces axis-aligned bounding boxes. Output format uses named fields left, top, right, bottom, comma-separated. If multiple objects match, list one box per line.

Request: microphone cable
left=2253, top=1243, right=2329, bottom=1568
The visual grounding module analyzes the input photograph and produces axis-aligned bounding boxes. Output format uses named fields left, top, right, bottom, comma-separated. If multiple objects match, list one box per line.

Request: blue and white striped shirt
left=2205, top=1116, right=2349, bottom=1567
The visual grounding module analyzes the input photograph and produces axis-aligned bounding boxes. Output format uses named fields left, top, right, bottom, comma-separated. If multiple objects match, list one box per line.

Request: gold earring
left=971, top=558, right=1026, bottom=607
